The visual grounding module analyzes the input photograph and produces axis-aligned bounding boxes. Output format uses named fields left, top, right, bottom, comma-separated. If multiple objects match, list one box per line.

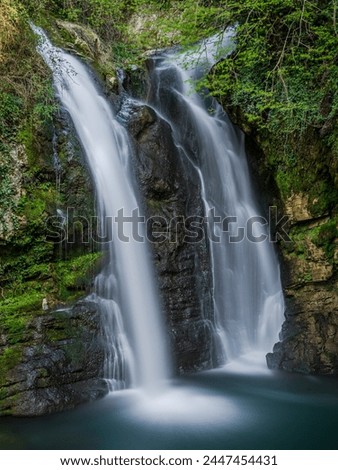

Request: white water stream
left=33, top=25, right=170, bottom=392
left=149, top=32, right=285, bottom=363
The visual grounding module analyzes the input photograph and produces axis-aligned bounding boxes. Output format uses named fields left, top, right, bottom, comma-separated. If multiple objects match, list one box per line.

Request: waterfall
left=32, top=26, right=170, bottom=391
left=148, top=31, right=285, bottom=362
left=33, top=21, right=284, bottom=389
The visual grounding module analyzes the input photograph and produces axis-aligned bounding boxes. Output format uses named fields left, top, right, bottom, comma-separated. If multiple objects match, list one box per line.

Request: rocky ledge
left=267, top=274, right=338, bottom=375
left=266, top=190, right=337, bottom=375
left=0, top=302, right=107, bottom=416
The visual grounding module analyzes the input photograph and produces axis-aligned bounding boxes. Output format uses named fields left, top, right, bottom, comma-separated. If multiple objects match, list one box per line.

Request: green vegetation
left=0, top=346, right=23, bottom=386
left=309, top=217, right=338, bottom=261
left=206, top=0, right=337, bottom=215
left=12, top=1, right=227, bottom=67
left=20, top=0, right=335, bottom=218
left=0, top=1, right=102, bottom=340
left=0, top=0, right=222, bottom=327
left=0, top=251, right=101, bottom=315
left=1, top=1, right=336, bottom=261
left=0, top=0, right=337, bottom=385
left=209, top=1, right=337, bottom=133
left=288, top=218, right=337, bottom=259
left=54, top=252, right=102, bottom=301
left=0, top=2, right=56, bottom=139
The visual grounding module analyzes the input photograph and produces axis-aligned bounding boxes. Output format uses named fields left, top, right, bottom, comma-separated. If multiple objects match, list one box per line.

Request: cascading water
left=148, top=31, right=285, bottom=363
left=33, top=21, right=283, bottom=390
left=4, top=26, right=336, bottom=453
left=32, top=26, right=170, bottom=392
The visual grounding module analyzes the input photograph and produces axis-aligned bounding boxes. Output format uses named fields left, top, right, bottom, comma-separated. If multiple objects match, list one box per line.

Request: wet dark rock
left=121, top=100, right=219, bottom=374
left=0, top=302, right=107, bottom=416
left=267, top=276, right=338, bottom=375
left=53, top=108, right=98, bottom=253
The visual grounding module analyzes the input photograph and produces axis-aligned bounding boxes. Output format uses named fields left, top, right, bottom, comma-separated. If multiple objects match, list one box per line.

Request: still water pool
left=1, top=360, right=338, bottom=450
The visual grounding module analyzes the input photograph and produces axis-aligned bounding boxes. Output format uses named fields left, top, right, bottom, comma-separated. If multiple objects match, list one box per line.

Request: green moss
left=204, top=0, right=337, bottom=229
left=0, top=152, right=18, bottom=234
left=0, top=252, right=102, bottom=347
left=38, top=368, right=49, bottom=378
left=17, top=184, right=58, bottom=230
left=0, top=346, right=23, bottom=386
left=43, top=311, right=84, bottom=351
left=45, top=322, right=77, bottom=342
left=303, top=272, right=313, bottom=283
left=0, top=289, right=41, bottom=343
left=0, top=315, right=30, bottom=345
left=275, top=169, right=296, bottom=199
left=310, top=218, right=338, bottom=262
left=0, top=246, right=54, bottom=286
left=259, top=130, right=337, bottom=217
left=147, top=198, right=172, bottom=211
left=287, top=219, right=337, bottom=269
left=0, top=93, right=23, bottom=142
left=54, top=252, right=102, bottom=301
left=64, top=341, right=85, bottom=365
left=0, top=291, right=42, bottom=316
left=309, top=183, right=338, bottom=218
left=0, top=393, right=22, bottom=414
left=17, top=127, right=35, bottom=167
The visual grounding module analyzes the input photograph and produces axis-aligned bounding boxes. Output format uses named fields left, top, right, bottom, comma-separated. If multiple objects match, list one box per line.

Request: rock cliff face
left=121, top=100, right=217, bottom=373
left=0, top=302, right=107, bottom=416
left=0, top=104, right=103, bottom=415
left=267, top=277, right=338, bottom=374
left=266, top=193, right=337, bottom=375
